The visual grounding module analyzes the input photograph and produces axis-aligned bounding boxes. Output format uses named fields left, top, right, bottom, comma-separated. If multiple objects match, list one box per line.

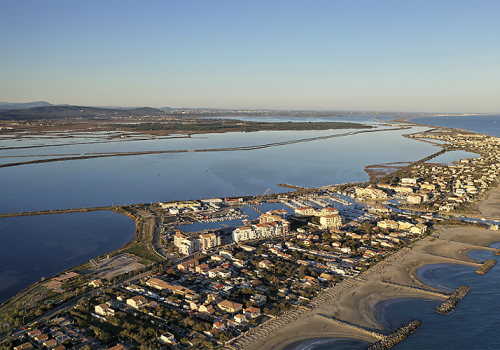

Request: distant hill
left=0, top=105, right=166, bottom=120
left=0, top=101, right=53, bottom=110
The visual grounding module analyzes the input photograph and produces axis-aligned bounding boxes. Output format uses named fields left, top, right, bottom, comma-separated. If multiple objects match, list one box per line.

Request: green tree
left=299, top=266, right=306, bottom=280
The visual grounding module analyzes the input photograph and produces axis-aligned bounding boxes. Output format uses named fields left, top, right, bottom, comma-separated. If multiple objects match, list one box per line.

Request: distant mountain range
left=0, top=104, right=167, bottom=120
left=0, top=101, right=54, bottom=110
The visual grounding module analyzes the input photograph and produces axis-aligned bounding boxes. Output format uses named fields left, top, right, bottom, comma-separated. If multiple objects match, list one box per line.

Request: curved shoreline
left=2, top=116, right=499, bottom=346
left=240, top=223, right=500, bottom=350
left=0, top=207, right=139, bottom=309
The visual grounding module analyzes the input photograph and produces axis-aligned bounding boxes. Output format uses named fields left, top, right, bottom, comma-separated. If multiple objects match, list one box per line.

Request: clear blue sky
left=1, top=0, right=499, bottom=113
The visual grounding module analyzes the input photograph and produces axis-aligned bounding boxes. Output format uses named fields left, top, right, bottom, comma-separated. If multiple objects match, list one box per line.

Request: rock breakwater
left=367, top=320, right=422, bottom=350
left=435, top=285, right=470, bottom=314
left=476, top=259, right=496, bottom=274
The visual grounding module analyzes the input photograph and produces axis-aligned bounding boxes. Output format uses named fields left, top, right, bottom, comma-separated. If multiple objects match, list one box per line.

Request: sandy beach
left=478, top=187, right=500, bottom=218
left=233, top=211, right=500, bottom=350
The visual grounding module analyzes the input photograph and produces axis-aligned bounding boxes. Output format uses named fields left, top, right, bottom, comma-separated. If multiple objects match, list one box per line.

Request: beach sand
left=478, top=187, right=500, bottom=218
left=239, top=225, right=500, bottom=350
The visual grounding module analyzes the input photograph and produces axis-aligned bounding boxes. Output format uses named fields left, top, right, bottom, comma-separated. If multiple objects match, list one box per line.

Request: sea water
left=0, top=118, right=490, bottom=306
left=411, top=115, right=500, bottom=138
left=308, top=246, right=500, bottom=350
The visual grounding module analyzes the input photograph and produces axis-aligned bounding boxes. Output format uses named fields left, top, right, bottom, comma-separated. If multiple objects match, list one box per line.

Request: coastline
left=0, top=207, right=140, bottom=308
left=240, top=203, right=500, bottom=350
left=478, top=186, right=500, bottom=218
left=2, top=117, right=499, bottom=345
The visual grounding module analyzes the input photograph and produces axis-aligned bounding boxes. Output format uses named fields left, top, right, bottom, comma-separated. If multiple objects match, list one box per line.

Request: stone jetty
left=316, top=314, right=385, bottom=340
left=381, top=280, right=449, bottom=298
left=435, top=285, right=470, bottom=314
left=476, top=259, right=496, bottom=274
left=367, top=320, right=422, bottom=350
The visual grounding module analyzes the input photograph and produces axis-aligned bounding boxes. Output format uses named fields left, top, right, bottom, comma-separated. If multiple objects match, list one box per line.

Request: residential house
left=234, top=314, right=247, bottom=324
left=218, top=300, right=243, bottom=313
left=43, top=339, right=58, bottom=349
left=126, top=295, right=148, bottom=309
left=199, top=304, right=216, bottom=314
left=95, top=303, right=114, bottom=317
left=159, top=332, right=176, bottom=345
left=259, top=260, right=273, bottom=269
left=88, top=279, right=103, bottom=288
left=244, top=307, right=261, bottom=319
left=28, top=330, right=42, bottom=338
left=318, top=273, right=333, bottom=282
left=177, top=259, right=199, bottom=271
left=250, top=294, right=266, bottom=307
left=195, top=263, right=210, bottom=274
left=34, top=334, right=49, bottom=344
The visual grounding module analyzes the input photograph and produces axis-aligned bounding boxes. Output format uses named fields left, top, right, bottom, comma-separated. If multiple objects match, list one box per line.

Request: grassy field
left=122, top=243, right=163, bottom=263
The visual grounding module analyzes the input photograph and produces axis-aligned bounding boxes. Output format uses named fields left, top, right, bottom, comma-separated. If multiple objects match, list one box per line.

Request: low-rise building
left=95, top=303, right=115, bottom=317
left=43, top=339, right=58, bottom=349
left=244, top=307, right=261, bottom=319
left=377, top=220, right=399, bottom=230
left=250, top=294, right=267, bottom=307
left=218, top=300, right=243, bottom=313
left=126, top=295, right=148, bottom=309
left=259, top=260, right=273, bottom=269
left=159, top=332, right=176, bottom=345
left=177, top=259, right=199, bottom=271
left=234, top=314, right=247, bottom=324
left=88, top=279, right=103, bottom=288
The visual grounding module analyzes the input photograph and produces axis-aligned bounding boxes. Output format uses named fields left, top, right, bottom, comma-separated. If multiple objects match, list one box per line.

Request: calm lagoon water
left=430, top=150, right=479, bottom=165
left=0, top=211, right=135, bottom=304
left=0, top=120, right=488, bottom=307
left=0, top=126, right=444, bottom=214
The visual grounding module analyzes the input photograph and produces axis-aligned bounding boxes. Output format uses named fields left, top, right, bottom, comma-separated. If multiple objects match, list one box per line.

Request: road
left=151, top=212, right=176, bottom=260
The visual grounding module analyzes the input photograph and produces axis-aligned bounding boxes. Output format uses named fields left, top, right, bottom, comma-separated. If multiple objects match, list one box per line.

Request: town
left=2, top=129, right=500, bottom=350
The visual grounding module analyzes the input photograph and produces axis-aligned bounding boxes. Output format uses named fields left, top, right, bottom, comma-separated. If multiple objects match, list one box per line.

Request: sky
left=1, top=0, right=499, bottom=113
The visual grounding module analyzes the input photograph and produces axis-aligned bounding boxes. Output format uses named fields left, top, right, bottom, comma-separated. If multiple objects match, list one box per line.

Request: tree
left=219, top=331, right=234, bottom=342
left=299, top=266, right=306, bottom=280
